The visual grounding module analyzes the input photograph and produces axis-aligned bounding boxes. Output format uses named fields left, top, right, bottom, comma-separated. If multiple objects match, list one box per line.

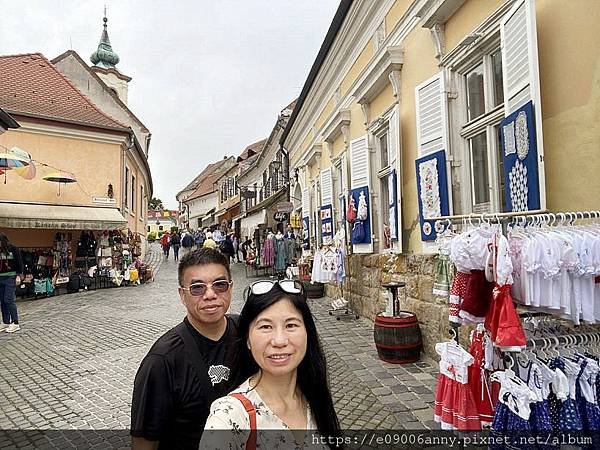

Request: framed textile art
left=320, top=204, right=333, bottom=242
left=302, top=216, right=310, bottom=250
left=500, top=100, right=540, bottom=212
left=350, top=186, right=372, bottom=244
left=415, top=150, right=450, bottom=241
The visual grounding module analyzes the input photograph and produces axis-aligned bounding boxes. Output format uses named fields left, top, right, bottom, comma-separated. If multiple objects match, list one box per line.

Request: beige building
left=0, top=16, right=152, bottom=280
left=282, top=0, right=600, bottom=355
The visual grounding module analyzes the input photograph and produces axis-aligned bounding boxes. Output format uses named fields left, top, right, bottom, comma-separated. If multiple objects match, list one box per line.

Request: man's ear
left=177, top=287, right=186, bottom=306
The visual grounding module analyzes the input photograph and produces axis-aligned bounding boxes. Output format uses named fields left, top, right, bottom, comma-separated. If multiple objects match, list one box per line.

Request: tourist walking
left=0, top=233, right=23, bottom=333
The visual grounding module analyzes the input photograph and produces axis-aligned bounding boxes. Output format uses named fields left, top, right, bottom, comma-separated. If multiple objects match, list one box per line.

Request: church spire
left=90, top=8, right=120, bottom=69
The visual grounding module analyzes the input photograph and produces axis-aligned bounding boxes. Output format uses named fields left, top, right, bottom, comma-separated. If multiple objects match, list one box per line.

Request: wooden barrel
left=302, top=281, right=324, bottom=299
left=374, top=312, right=422, bottom=364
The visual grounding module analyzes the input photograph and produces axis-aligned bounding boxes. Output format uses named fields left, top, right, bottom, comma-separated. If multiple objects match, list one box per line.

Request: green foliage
left=170, top=226, right=179, bottom=233
left=147, top=231, right=157, bottom=242
left=148, top=197, right=164, bottom=210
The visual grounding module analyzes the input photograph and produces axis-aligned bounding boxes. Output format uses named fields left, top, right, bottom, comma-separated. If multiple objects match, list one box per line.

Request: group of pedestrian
left=130, top=247, right=340, bottom=449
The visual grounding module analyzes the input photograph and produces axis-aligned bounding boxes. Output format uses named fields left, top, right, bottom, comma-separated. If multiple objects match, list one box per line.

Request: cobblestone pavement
left=0, top=244, right=439, bottom=448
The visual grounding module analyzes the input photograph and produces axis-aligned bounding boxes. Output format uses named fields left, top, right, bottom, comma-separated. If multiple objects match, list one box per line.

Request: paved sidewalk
left=0, top=255, right=440, bottom=449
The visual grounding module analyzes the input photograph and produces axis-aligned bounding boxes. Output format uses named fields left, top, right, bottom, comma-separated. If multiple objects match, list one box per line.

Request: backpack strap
left=229, top=393, right=257, bottom=450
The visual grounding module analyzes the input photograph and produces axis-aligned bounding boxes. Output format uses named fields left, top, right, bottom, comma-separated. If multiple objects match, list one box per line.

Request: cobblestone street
left=0, top=244, right=439, bottom=448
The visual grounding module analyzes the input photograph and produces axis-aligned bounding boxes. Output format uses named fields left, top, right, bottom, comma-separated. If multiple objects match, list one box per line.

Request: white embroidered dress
left=200, top=378, right=328, bottom=449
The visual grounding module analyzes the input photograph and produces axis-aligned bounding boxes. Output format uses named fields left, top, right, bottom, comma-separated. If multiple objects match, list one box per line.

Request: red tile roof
left=0, top=53, right=127, bottom=130
left=181, top=157, right=234, bottom=200
left=238, top=138, right=267, bottom=162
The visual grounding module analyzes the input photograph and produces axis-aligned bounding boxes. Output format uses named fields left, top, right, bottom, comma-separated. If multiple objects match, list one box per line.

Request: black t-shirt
left=130, top=316, right=239, bottom=450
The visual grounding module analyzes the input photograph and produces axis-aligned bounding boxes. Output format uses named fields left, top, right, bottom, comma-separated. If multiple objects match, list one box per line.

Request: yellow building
left=281, top=0, right=600, bottom=354
left=0, top=17, right=152, bottom=282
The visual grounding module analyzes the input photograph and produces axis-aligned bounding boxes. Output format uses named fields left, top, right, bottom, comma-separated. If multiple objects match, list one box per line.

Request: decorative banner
left=350, top=186, right=371, bottom=244
left=302, top=216, right=310, bottom=250
left=501, top=100, right=540, bottom=212
left=320, top=204, right=333, bottom=242
left=388, top=169, right=398, bottom=242
left=415, top=150, right=450, bottom=241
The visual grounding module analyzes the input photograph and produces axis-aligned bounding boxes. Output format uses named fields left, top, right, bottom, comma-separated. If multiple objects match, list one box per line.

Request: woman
left=0, top=233, right=23, bottom=333
left=200, top=280, right=340, bottom=449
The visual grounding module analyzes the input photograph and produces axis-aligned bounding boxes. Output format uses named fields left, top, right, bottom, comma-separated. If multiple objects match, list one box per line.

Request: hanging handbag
left=346, top=196, right=357, bottom=224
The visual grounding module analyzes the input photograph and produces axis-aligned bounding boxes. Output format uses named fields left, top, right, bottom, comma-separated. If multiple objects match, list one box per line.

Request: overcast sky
left=2, top=0, right=339, bottom=208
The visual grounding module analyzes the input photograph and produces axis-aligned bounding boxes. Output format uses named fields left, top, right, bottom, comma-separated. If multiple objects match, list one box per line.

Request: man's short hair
left=178, top=248, right=231, bottom=286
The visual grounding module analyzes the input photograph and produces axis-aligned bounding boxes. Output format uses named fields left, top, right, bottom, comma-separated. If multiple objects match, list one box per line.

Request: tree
left=148, top=197, right=164, bottom=211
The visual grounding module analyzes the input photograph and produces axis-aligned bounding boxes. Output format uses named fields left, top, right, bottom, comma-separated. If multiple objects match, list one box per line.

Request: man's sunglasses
left=246, top=280, right=305, bottom=298
left=180, top=280, right=232, bottom=296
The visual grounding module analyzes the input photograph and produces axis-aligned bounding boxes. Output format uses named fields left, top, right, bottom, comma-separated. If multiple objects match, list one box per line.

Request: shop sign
left=273, top=212, right=289, bottom=222
left=92, top=197, right=116, bottom=205
left=276, top=202, right=294, bottom=213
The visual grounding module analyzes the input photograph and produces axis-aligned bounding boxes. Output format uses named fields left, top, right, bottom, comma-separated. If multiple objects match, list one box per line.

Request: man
left=181, top=231, right=194, bottom=257
left=130, top=248, right=239, bottom=450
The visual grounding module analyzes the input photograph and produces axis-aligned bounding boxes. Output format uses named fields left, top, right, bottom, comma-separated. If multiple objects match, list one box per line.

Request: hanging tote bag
left=346, top=195, right=357, bottom=224
left=352, top=220, right=366, bottom=244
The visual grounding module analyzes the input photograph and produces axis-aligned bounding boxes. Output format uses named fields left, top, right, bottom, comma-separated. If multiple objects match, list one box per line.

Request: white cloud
left=1, top=0, right=339, bottom=208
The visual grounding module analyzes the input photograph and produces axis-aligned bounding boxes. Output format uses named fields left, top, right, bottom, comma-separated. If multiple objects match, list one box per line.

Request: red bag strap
left=229, top=393, right=257, bottom=450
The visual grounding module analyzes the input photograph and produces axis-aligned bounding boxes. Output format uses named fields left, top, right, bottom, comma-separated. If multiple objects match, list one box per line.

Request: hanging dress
left=489, top=370, right=538, bottom=450
left=467, top=325, right=495, bottom=427
left=274, top=237, right=286, bottom=271
left=433, top=341, right=481, bottom=431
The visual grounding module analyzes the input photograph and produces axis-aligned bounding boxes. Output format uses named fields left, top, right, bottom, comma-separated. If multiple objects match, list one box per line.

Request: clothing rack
left=441, top=209, right=600, bottom=344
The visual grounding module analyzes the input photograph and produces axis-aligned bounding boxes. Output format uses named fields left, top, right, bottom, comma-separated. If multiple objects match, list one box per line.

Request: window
left=140, top=185, right=144, bottom=218
left=159, top=225, right=164, bottom=231
left=147, top=225, right=150, bottom=232
left=124, top=167, right=129, bottom=210
left=376, top=131, right=392, bottom=250
left=131, top=175, right=136, bottom=212
left=458, top=47, right=506, bottom=213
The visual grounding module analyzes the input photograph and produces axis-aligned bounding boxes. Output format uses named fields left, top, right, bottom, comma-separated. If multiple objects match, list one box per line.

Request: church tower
left=90, top=11, right=132, bottom=104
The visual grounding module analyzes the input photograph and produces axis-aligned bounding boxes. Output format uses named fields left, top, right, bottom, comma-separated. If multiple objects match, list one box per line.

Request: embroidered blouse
left=200, top=378, right=328, bottom=449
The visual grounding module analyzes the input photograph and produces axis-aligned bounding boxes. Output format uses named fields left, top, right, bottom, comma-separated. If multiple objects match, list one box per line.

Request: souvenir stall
left=16, top=229, right=150, bottom=299
left=246, top=227, right=299, bottom=278
left=428, top=210, right=600, bottom=440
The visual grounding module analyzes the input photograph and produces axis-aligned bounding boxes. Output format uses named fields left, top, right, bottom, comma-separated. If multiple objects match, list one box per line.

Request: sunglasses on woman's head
left=180, top=280, right=232, bottom=296
left=246, top=280, right=305, bottom=297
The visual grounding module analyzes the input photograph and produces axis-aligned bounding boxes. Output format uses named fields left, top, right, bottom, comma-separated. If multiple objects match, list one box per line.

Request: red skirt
left=434, top=374, right=481, bottom=431
left=485, top=284, right=526, bottom=351
left=459, top=270, right=494, bottom=323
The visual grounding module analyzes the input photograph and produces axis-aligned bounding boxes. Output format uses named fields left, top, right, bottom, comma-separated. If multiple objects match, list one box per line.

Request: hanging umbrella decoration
left=9, top=147, right=36, bottom=180
left=43, top=170, right=77, bottom=196
left=0, top=148, right=30, bottom=184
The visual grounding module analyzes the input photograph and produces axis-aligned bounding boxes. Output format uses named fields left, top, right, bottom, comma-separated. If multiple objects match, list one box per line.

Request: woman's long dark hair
left=230, top=285, right=341, bottom=445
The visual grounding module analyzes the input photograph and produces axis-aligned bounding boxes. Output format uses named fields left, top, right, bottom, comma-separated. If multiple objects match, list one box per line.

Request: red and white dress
left=468, top=325, right=495, bottom=426
left=434, top=341, right=481, bottom=431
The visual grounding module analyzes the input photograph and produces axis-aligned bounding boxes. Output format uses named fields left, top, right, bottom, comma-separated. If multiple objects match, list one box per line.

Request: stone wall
left=324, top=253, right=450, bottom=358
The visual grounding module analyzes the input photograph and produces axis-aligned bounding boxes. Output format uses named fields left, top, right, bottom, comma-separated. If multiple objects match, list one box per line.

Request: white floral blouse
left=199, top=378, right=330, bottom=449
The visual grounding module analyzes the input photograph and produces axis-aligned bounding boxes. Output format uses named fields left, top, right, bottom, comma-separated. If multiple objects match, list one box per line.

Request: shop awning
left=241, top=209, right=267, bottom=231
left=0, top=202, right=127, bottom=230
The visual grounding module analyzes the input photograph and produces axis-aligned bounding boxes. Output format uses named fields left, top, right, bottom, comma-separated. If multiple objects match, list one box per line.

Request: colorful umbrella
left=9, top=147, right=36, bottom=180
left=43, top=170, right=77, bottom=183
left=0, top=151, right=29, bottom=169
left=43, top=170, right=77, bottom=196
left=0, top=151, right=30, bottom=183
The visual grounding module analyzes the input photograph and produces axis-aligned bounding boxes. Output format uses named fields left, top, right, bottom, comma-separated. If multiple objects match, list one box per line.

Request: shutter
left=301, top=187, right=310, bottom=218
left=501, top=0, right=545, bottom=209
left=415, top=72, right=448, bottom=156
left=349, top=135, right=373, bottom=254
left=388, top=106, right=402, bottom=251
left=320, top=168, right=333, bottom=206
left=349, top=135, right=370, bottom=189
